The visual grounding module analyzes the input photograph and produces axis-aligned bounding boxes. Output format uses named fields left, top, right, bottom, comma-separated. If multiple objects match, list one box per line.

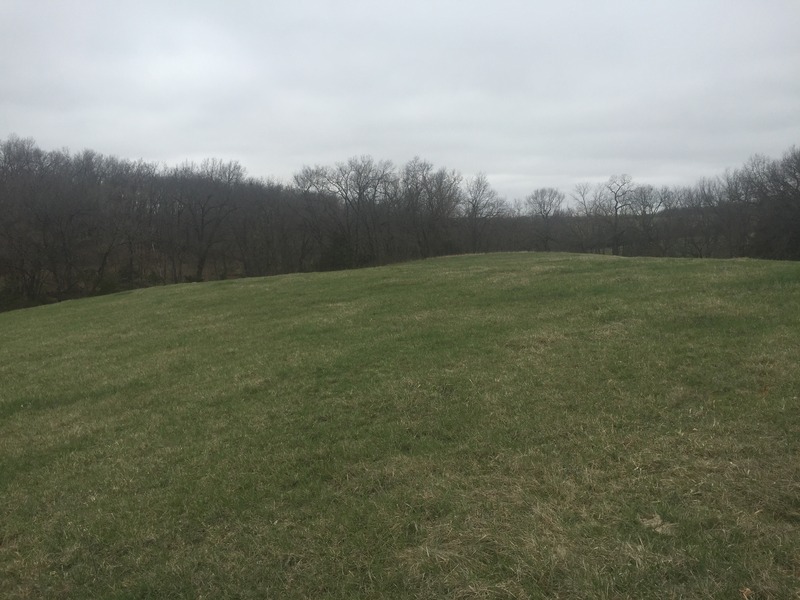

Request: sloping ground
left=1, top=253, right=798, bottom=599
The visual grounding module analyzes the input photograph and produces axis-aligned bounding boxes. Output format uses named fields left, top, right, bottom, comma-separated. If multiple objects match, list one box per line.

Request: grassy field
left=1, top=252, right=798, bottom=599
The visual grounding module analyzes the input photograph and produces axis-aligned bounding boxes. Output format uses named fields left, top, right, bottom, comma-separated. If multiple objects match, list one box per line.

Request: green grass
left=1, top=252, right=798, bottom=599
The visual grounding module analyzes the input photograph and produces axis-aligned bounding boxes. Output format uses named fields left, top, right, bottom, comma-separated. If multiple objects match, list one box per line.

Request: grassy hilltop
left=1, top=253, right=798, bottom=599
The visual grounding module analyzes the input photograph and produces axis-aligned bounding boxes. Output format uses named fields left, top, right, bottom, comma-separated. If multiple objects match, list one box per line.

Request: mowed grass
left=1, top=253, right=798, bottom=599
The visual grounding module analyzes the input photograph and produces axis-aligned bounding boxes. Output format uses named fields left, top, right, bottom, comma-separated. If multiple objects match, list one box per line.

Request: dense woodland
left=1, top=135, right=798, bottom=310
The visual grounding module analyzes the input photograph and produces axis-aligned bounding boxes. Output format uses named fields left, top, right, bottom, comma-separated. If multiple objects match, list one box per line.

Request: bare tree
left=421, top=166, right=463, bottom=256
left=627, top=184, right=665, bottom=255
left=170, top=159, right=244, bottom=281
left=294, top=156, right=395, bottom=266
left=676, top=178, right=722, bottom=258
left=746, top=147, right=800, bottom=259
left=0, top=136, right=49, bottom=303
left=596, top=174, right=635, bottom=255
left=567, top=182, right=602, bottom=252
left=393, top=158, right=463, bottom=258
left=392, top=157, right=432, bottom=258
left=464, top=173, right=503, bottom=252
left=525, top=187, right=565, bottom=251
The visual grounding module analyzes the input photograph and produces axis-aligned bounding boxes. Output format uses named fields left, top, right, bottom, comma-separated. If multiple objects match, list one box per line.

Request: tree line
left=1, top=135, right=798, bottom=310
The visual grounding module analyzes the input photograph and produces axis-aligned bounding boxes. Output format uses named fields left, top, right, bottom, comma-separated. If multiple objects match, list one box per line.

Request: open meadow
left=1, top=253, right=798, bottom=598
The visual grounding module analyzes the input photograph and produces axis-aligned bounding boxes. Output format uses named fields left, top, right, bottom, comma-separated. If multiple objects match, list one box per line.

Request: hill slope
left=1, top=253, right=799, bottom=599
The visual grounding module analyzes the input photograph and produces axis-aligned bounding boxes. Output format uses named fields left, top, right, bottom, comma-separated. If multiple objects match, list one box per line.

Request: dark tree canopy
left=1, top=135, right=798, bottom=311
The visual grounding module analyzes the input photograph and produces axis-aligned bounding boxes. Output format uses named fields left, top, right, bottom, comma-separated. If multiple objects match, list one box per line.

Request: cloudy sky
left=1, top=0, right=798, bottom=200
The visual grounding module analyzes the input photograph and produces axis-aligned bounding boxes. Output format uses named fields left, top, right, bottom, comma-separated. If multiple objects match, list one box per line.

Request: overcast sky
left=1, top=0, right=798, bottom=200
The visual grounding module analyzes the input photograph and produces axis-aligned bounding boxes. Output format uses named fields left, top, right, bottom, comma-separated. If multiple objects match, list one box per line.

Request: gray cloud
left=1, top=0, right=798, bottom=200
